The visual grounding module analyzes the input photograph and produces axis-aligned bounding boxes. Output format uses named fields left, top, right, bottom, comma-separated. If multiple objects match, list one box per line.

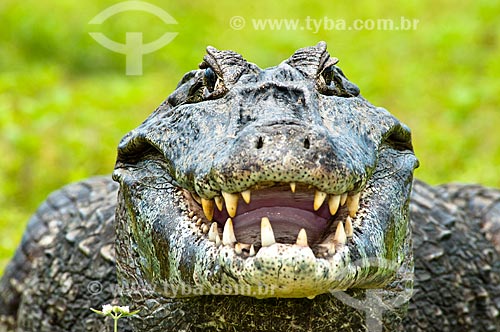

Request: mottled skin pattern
left=1, top=43, right=499, bottom=331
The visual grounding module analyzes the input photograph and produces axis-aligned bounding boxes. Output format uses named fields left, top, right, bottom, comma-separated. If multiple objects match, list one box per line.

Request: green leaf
left=90, top=308, right=105, bottom=315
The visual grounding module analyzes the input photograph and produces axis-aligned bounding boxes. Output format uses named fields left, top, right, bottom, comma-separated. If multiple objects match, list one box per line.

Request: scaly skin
left=1, top=43, right=499, bottom=331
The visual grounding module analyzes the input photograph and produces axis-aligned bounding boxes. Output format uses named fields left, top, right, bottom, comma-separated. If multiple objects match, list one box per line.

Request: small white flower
left=116, top=305, right=130, bottom=314
left=102, top=304, right=113, bottom=315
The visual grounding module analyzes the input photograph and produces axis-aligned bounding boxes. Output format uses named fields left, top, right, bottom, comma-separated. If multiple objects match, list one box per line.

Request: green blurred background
left=1, top=0, right=499, bottom=274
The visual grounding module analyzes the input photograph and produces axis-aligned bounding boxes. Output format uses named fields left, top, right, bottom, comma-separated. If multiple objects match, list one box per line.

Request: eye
left=168, top=64, right=228, bottom=106
left=318, top=65, right=360, bottom=98
left=204, top=67, right=218, bottom=93
left=385, top=124, right=414, bottom=152
left=321, top=66, right=335, bottom=86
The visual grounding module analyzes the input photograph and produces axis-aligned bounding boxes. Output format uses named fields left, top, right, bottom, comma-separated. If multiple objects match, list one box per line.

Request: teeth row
left=322, top=192, right=360, bottom=218
left=317, top=216, right=354, bottom=256
left=206, top=216, right=354, bottom=257
left=198, top=185, right=361, bottom=221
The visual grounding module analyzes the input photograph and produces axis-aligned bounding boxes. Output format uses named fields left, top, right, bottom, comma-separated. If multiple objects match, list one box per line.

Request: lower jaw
left=197, top=242, right=357, bottom=299
left=231, top=206, right=329, bottom=245
left=198, top=239, right=400, bottom=299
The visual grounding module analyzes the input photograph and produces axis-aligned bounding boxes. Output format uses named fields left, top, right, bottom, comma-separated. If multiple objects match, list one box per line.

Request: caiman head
left=112, top=42, right=419, bottom=299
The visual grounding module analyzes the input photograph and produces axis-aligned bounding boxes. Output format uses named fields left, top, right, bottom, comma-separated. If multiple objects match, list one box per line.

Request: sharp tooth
left=340, top=193, right=348, bottom=206
left=307, top=295, right=316, bottom=300
left=188, top=211, right=195, bottom=218
left=234, top=243, right=243, bottom=255
left=241, top=190, right=251, bottom=204
left=345, top=216, right=353, bottom=237
left=201, top=198, right=214, bottom=221
left=222, top=191, right=239, bottom=217
left=314, top=190, right=327, bottom=211
left=222, top=218, right=237, bottom=246
left=208, top=222, right=218, bottom=242
left=328, top=195, right=341, bottom=215
left=202, top=224, right=209, bottom=234
left=290, top=182, right=296, bottom=193
left=249, top=244, right=256, bottom=256
left=214, top=196, right=224, bottom=211
left=347, top=193, right=361, bottom=217
left=296, top=228, right=308, bottom=247
left=260, top=217, right=276, bottom=247
left=215, top=233, right=221, bottom=247
left=334, top=221, right=347, bottom=245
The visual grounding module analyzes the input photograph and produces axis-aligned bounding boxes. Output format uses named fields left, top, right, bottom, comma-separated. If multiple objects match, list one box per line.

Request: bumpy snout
left=203, top=121, right=376, bottom=195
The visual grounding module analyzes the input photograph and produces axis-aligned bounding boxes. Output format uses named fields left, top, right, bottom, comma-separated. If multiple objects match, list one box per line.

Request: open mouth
left=183, top=182, right=362, bottom=258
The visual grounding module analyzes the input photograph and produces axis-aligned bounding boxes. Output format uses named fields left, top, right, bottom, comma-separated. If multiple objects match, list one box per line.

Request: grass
left=1, top=0, right=499, bottom=274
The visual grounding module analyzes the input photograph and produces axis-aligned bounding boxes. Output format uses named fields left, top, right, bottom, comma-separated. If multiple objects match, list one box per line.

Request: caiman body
left=1, top=42, right=499, bottom=331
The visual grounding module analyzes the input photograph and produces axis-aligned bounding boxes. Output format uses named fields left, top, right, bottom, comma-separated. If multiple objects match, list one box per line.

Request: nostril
left=256, top=137, right=264, bottom=149
left=303, top=137, right=310, bottom=149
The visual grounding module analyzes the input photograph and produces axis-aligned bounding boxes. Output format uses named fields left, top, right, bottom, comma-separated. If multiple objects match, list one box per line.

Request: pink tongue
left=213, top=185, right=331, bottom=245
left=233, top=207, right=328, bottom=245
